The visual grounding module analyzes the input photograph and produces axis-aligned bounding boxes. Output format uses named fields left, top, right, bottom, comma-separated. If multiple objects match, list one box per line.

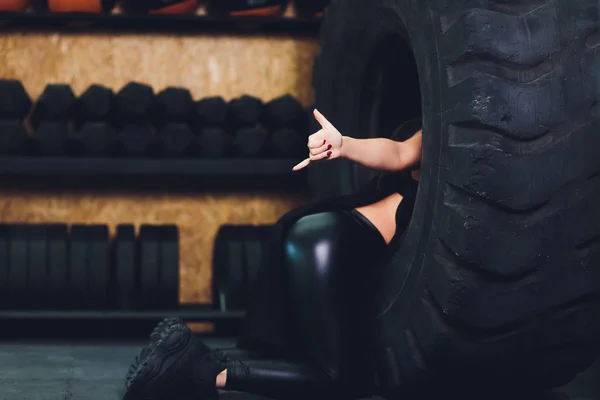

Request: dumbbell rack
left=0, top=12, right=321, bottom=36
left=0, top=7, right=317, bottom=339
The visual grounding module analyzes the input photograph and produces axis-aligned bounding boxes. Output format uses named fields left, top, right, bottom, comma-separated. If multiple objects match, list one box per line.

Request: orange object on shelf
left=45, top=0, right=117, bottom=12
left=0, top=0, right=29, bottom=12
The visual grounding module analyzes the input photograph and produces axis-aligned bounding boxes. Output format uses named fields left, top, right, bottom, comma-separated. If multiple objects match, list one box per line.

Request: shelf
left=0, top=308, right=246, bottom=338
left=0, top=12, right=321, bottom=35
left=0, top=157, right=303, bottom=177
left=0, top=309, right=245, bottom=321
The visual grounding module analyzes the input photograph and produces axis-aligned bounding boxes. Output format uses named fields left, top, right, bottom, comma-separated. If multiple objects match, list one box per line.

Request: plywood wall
left=0, top=4, right=321, bottom=306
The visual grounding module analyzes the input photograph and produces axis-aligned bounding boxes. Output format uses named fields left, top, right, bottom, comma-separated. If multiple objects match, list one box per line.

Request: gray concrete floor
left=0, top=339, right=598, bottom=400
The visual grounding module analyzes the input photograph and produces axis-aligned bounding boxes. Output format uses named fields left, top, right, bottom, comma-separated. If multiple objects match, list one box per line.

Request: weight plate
left=241, top=225, right=267, bottom=303
left=138, top=225, right=160, bottom=310
left=28, top=224, right=48, bottom=309
left=114, top=224, right=136, bottom=310
left=69, top=224, right=90, bottom=309
left=46, top=224, right=69, bottom=310
left=0, top=224, right=9, bottom=308
left=8, top=224, right=28, bottom=309
left=158, top=224, right=179, bottom=310
left=214, top=225, right=245, bottom=311
left=88, top=224, right=110, bottom=309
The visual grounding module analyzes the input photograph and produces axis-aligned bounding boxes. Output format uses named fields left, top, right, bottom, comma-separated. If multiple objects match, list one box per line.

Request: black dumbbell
left=268, top=128, right=305, bottom=158
left=193, top=96, right=228, bottom=130
left=30, top=84, right=76, bottom=129
left=0, top=120, right=29, bottom=156
left=227, top=95, right=263, bottom=129
left=196, top=126, right=233, bottom=158
left=263, top=94, right=304, bottom=132
left=112, top=224, right=136, bottom=310
left=73, top=122, right=117, bottom=158
left=32, top=121, right=71, bottom=157
left=0, top=79, right=32, bottom=120
left=156, top=123, right=194, bottom=158
left=232, top=126, right=267, bottom=157
left=114, top=82, right=155, bottom=128
left=117, top=123, right=154, bottom=157
left=153, top=87, right=194, bottom=129
left=75, top=84, right=116, bottom=129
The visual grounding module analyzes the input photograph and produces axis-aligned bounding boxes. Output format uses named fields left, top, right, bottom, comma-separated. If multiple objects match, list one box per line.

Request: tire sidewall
left=311, top=0, right=444, bottom=319
left=311, top=0, right=449, bottom=390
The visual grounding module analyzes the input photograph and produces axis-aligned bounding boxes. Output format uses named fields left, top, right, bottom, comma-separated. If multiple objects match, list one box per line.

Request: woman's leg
left=221, top=209, right=388, bottom=398
left=123, top=209, right=389, bottom=400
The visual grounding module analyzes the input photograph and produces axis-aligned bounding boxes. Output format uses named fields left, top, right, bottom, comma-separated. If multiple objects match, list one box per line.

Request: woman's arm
left=293, top=109, right=422, bottom=172
left=340, top=129, right=422, bottom=172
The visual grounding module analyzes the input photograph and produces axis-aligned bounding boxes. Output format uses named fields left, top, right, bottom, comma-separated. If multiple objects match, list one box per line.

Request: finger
left=313, top=109, right=334, bottom=129
left=310, top=142, right=332, bottom=156
left=292, top=158, right=311, bottom=171
left=310, top=150, right=333, bottom=162
left=307, top=130, right=324, bottom=148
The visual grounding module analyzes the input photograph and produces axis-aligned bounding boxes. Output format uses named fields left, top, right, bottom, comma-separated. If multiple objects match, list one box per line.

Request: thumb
left=313, top=109, right=333, bottom=129
left=292, top=158, right=310, bottom=171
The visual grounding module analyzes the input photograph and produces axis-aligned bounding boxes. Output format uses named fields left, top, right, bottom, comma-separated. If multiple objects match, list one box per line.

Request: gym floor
left=0, top=339, right=600, bottom=400
left=1, top=338, right=599, bottom=400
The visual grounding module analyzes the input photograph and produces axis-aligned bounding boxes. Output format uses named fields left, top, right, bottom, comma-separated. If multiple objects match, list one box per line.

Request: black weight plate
left=69, top=224, right=90, bottom=309
left=138, top=225, right=160, bottom=310
left=46, top=224, right=69, bottom=310
left=241, top=225, right=269, bottom=303
left=88, top=224, right=110, bottom=309
left=8, top=224, right=28, bottom=309
left=214, top=225, right=245, bottom=311
left=27, top=224, right=48, bottom=309
left=0, top=224, right=9, bottom=308
left=158, top=224, right=179, bottom=310
left=114, top=224, right=136, bottom=310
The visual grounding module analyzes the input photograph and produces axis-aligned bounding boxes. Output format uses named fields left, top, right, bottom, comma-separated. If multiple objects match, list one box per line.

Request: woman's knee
left=283, top=211, right=346, bottom=281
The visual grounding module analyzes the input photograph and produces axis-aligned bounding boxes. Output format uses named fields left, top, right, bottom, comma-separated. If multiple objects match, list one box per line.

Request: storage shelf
left=0, top=157, right=303, bottom=177
left=0, top=308, right=246, bottom=338
left=0, top=12, right=321, bottom=35
left=0, top=309, right=245, bottom=321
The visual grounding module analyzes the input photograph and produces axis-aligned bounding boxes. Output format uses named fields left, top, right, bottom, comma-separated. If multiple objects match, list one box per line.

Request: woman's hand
left=292, top=109, right=343, bottom=171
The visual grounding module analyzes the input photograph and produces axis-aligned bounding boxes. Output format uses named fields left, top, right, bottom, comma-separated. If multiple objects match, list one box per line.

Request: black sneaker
left=124, top=319, right=227, bottom=400
left=148, top=317, right=183, bottom=343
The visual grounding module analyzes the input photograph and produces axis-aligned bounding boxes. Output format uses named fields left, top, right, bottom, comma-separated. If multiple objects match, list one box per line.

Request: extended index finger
left=313, top=109, right=334, bottom=129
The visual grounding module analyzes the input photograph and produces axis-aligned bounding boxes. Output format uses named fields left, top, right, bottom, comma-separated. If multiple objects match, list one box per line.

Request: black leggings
left=223, top=209, right=388, bottom=398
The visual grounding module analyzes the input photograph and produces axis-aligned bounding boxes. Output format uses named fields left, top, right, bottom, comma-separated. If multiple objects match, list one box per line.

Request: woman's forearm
left=340, top=130, right=422, bottom=172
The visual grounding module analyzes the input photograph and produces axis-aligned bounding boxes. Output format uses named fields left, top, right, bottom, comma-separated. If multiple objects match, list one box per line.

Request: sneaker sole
left=124, top=323, right=197, bottom=400
left=149, top=317, right=185, bottom=343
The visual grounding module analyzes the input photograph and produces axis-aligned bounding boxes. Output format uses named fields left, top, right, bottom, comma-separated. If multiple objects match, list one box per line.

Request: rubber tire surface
left=311, top=0, right=600, bottom=396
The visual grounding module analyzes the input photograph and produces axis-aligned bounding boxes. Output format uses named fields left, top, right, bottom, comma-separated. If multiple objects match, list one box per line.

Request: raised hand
left=293, top=109, right=343, bottom=171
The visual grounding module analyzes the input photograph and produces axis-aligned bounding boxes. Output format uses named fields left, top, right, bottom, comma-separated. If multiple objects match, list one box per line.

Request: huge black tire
left=310, top=0, right=600, bottom=396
